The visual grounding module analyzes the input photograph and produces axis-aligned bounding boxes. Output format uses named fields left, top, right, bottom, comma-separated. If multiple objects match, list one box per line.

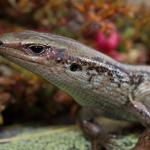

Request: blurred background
left=0, top=0, right=150, bottom=127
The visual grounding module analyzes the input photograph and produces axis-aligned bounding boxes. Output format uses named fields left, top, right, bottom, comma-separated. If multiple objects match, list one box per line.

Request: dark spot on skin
left=98, top=66, right=108, bottom=73
left=0, top=41, right=3, bottom=46
left=88, top=74, right=95, bottom=83
left=86, top=67, right=97, bottom=83
left=80, top=60, right=87, bottom=65
left=117, top=83, right=121, bottom=88
left=133, top=74, right=144, bottom=86
left=107, top=70, right=113, bottom=76
left=129, top=74, right=144, bottom=94
left=88, top=76, right=92, bottom=82
left=137, top=75, right=144, bottom=85
left=87, top=67, right=94, bottom=71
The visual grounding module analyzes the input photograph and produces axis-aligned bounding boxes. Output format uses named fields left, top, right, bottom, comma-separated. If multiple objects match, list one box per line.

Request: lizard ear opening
left=70, top=63, right=82, bottom=72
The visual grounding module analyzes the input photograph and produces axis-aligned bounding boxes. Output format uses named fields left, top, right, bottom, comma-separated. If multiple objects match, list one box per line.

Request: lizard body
left=0, top=31, right=150, bottom=126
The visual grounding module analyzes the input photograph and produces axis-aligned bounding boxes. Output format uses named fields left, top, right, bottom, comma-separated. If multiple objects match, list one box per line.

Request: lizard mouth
left=0, top=45, right=45, bottom=65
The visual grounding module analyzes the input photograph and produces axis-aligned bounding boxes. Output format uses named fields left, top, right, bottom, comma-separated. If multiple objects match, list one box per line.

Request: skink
left=0, top=31, right=150, bottom=127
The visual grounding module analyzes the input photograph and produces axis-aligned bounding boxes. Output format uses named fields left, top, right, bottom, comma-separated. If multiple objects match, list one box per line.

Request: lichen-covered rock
left=0, top=125, right=138, bottom=150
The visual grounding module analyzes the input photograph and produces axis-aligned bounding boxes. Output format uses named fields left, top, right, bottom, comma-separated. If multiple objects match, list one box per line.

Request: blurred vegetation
left=0, top=0, right=150, bottom=149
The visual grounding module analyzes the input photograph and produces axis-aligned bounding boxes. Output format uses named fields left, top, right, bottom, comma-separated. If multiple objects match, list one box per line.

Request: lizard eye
left=27, top=44, right=46, bottom=54
left=70, top=63, right=82, bottom=72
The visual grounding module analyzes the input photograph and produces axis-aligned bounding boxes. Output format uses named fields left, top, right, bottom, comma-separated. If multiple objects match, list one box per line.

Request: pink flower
left=96, top=30, right=123, bottom=61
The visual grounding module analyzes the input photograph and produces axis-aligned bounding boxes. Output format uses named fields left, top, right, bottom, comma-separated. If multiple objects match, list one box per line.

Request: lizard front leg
left=78, top=108, right=112, bottom=150
left=128, top=81, right=150, bottom=127
left=127, top=86, right=150, bottom=150
left=127, top=99, right=150, bottom=127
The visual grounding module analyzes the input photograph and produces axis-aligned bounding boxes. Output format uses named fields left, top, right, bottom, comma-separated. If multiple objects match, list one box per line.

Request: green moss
left=0, top=125, right=139, bottom=150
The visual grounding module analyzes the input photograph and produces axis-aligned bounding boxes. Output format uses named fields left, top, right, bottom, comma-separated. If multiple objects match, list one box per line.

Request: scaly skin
left=0, top=31, right=150, bottom=127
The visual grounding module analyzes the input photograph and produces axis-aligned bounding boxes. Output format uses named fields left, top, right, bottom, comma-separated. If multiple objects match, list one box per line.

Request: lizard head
left=0, top=31, right=107, bottom=94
